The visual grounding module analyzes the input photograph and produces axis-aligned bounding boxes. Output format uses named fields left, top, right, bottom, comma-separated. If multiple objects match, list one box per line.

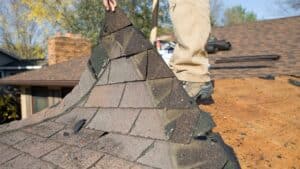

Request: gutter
left=0, top=80, right=78, bottom=87
left=0, top=66, right=43, bottom=70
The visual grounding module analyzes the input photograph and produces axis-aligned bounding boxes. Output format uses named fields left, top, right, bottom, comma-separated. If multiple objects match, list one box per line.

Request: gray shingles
left=42, top=145, right=103, bottom=169
left=0, top=143, right=22, bottom=165
left=55, top=107, right=98, bottom=125
left=23, top=121, right=65, bottom=138
left=96, top=63, right=110, bottom=85
left=0, top=131, right=30, bottom=145
left=85, top=84, right=125, bottom=107
left=130, top=109, right=169, bottom=140
left=119, top=82, right=154, bottom=108
left=13, top=135, right=61, bottom=158
left=86, top=133, right=153, bottom=161
left=50, top=128, right=104, bottom=148
left=137, top=141, right=174, bottom=169
left=0, top=153, right=56, bottom=169
left=109, top=56, right=146, bottom=84
left=86, top=108, right=140, bottom=134
left=90, top=155, right=133, bottom=169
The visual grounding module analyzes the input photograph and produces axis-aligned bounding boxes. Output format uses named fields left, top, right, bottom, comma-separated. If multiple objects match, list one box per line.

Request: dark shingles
left=147, top=49, right=174, bottom=80
left=101, top=8, right=132, bottom=36
left=101, top=26, right=152, bottom=59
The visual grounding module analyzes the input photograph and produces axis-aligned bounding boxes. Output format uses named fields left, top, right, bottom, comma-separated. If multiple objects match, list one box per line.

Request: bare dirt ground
left=201, top=76, right=300, bottom=169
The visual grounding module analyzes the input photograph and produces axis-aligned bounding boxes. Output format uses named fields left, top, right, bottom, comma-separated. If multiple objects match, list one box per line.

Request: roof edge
left=0, top=80, right=78, bottom=87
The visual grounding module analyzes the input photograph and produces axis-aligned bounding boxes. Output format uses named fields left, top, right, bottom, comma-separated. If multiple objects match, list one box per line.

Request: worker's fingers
left=102, top=0, right=109, bottom=11
left=108, top=0, right=117, bottom=11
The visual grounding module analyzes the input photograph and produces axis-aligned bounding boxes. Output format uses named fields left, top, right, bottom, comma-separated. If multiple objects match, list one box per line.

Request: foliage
left=223, top=5, right=257, bottom=26
left=22, top=0, right=171, bottom=46
left=0, top=0, right=47, bottom=59
left=210, top=0, right=224, bottom=27
left=277, top=0, right=300, bottom=14
left=0, top=87, right=21, bottom=124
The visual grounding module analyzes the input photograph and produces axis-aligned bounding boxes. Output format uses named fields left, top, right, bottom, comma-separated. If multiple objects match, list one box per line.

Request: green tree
left=223, top=5, right=257, bottom=26
left=0, top=87, right=21, bottom=124
left=0, top=0, right=47, bottom=59
left=23, top=0, right=171, bottom=46
left=277, top=0, right=300, bottom=13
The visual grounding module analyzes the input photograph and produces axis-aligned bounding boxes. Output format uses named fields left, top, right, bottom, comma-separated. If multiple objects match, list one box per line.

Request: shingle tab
left=55, top=107, right=97, bottom=125
left=91, top=155, right=133, bottom=169
left=0, top=154, right=56, bottom=169
left=0, top=143, right=22, bottom=165
left=23, top=121, right=65, bottom=138
left=109, top=56, right=146, bottom=84
left=14, top=135, right=61, bottom=158
left=50, top=128, right=104, bottom=148
left=147, top=78, right=195, bottom=109
left=101, top=8, right=132, bottom=36
left=137, top=141, right=174, bottom=169
left=147, top=49, right=174, bottom=80
left=0, top=131, right=30, bottom=145
left=42, top=145, right=103, bottom=169
left=130, top=109, right=172, bottom=140
left=101, top=26, right=152, bottom=59
left=85, top=84, right=125, bottom=107
left=119, top=82, right=154, bottom=108
left=87, top=133, right=153, bottom=161
left=87, top=108, right=140, bottom=134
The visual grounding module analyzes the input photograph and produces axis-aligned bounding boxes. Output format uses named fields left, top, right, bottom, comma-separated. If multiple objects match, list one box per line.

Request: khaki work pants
left=169, top=0, right=211, bottom=83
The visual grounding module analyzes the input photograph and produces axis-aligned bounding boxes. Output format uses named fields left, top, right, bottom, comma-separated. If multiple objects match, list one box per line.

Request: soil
left=201, top=76, right=300, bottom=169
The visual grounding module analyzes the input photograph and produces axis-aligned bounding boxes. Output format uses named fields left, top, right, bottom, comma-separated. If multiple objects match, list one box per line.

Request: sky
left=223, top=0, right=300, bottom=20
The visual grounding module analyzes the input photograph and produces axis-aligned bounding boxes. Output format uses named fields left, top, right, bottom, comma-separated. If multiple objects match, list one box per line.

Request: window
left=0, top=71, right=4, bottom=78
left=61, top=87, right=73, bottom=97
left=32, top=87, right=49, bottom=114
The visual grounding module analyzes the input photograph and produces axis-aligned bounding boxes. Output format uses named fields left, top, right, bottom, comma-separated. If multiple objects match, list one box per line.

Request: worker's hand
left=102, top=0, right=117, bottom=11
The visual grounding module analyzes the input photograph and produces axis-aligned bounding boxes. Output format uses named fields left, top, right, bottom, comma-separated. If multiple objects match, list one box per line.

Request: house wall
left=0, top=54, right=14, bottom=66
left=20, top=86, right=72, bottom=119
left=20, top=87, right=32, bottom=119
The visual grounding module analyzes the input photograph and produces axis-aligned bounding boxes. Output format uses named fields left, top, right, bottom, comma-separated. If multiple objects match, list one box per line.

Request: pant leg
left=168, top=0, right=211, bottom=83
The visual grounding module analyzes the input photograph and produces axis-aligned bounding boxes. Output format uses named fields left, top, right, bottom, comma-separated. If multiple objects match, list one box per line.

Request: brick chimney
left=48, top=33, right=92, bottom=65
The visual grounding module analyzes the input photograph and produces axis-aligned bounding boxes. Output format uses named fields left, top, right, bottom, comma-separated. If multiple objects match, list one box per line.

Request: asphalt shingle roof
left=0, top=9, right=239, bottom=169
left=0, top=57, right=88, bottom=86
left=210, top=16, right=300, bottom=79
